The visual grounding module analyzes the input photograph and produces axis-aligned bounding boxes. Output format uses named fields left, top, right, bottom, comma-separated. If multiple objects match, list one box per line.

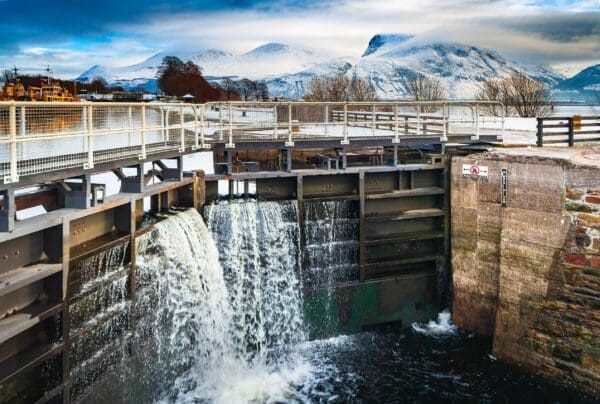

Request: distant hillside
left=552, top=64, right=600, bottom=103
left=77, top=34, right=570, bottom=100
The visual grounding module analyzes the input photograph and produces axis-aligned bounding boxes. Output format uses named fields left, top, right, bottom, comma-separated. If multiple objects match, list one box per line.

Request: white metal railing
left=0, top=100, right=504, bottom=184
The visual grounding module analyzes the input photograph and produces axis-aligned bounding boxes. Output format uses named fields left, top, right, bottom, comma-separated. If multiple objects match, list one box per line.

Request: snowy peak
left=552, top=64, right=600, bottom=102
left=245, top=43, right=302, bottom=56
left=362, top=34, right=414, bottom=57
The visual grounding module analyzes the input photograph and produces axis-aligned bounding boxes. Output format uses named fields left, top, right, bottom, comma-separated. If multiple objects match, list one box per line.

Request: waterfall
left=303, top=200, right=359, bottom=289
left=205, top=200, right=305, bottom=361
left=133, top=205, right=309, bottom=403
left=68, top=241, right=130, bottom=401
left=133, top=209, right=233, bottom=399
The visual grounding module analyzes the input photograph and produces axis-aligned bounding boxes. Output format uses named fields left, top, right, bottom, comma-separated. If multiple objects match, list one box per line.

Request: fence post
left=128, top=106, right=133, bottom=147
left=416, top=105, right=421, bottom=136
left=474, top=103, right=480, bottom=140
left=441, top=103, right=448, bottom=142
left=342, top=102, right=349, bottom=145
left=140, top=105, right=147, bottom=159
left=7, top=103, right=18, bottom=183
left=273, top=105, right=279, bottom=139
left=179, top=105, right=185, bottom=152
left=324, top=104, right=329, bottom=135
left=393, top=103, right=400, bottom=144
left=86, top=104, right=94, bottom=169
left=285, top=102, right=294, bottom=147
left=568, top=117, right=574, bottom=147
left=536, top=118, right=544, bottom=147
left=372, top=104, right=376, bottom=135
left=226, top=102, right=234, bottom=149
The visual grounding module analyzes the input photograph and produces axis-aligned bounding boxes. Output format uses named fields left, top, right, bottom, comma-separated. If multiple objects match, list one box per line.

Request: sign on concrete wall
left=501, top=168, right=508, bottom=207
left=462, top=164, right=488, bottom=179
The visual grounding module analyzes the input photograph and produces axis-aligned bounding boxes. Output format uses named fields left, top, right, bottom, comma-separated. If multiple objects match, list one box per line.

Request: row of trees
left=219, top=78, right=269, bottom=101
left=303, top=71, right=553, bottom=117
left=1, top=70, right=126, bottom=95
left=304, top=75, right=378, bottom=102
left=156, top=56, right=269, bottom=102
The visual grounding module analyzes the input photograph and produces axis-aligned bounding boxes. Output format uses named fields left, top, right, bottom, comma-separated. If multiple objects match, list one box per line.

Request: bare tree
left=220, top=78, right=239, bottom=100
left=1, top=69, right=15, bottom=84
left=406, top=73, right=446, bottom=112
left=477, top=72, right=552, bottom=117
left=507, top=72, right=552, bottom=117
left=476, top=78, right=512, bottom=116
left=349, top=76, right=378, bottom=101
left=305, top=74, right=378, bottom=102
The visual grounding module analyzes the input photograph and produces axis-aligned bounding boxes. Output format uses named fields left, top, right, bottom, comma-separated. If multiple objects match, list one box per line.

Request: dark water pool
left=289, top=326, right=597, bottom=403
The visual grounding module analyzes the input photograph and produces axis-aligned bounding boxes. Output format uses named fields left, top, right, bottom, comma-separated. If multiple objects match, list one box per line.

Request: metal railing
left=536, top=116, right=600, bottom=147
left=0, top=101, right=505, bottom=184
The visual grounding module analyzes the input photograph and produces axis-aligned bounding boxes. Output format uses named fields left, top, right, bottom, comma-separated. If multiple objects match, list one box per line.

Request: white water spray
left=135, top=205, right=310, bottom=403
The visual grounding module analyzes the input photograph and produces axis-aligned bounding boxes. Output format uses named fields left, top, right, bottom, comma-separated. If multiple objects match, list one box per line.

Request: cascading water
left=132, top=205, right=309, bottom=403
left=303, top=200, right=359, bottom=337
left=205, top=200, right=305, bottom=360
left=68, top=241, right=131, bottom=401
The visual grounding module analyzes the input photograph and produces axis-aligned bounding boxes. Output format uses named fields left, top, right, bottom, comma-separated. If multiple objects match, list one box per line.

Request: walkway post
left=393, top=102, right=400, bottom=144
left=371, top=103, right=376, bottom=136
left=474, top=103, right=480, bottom=140
left=140, top=105, right=147, bottom=159
left=285, top=102, right=294, bottom=147
left=273, top=105, right=278, bottom=139
left=441, top=103, right=448, bottom=142
left=227, top=102, right=234, bottom=148
left=342, top=102, right=349, bottom=145
left=179, top=105, right=185, bottom=152
left=8, top=103, right=17, bottom=183
left=86, top=104, right=94, bottom=169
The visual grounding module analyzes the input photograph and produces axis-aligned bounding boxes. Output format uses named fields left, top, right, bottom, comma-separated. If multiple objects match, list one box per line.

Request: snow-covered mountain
left=77, top=43, right=330, bottom=92
left=552, top=64, right=600, bottom=102
left=77, top=34, right=567, bottom=100
left=352, top=35, right=563, bottom=99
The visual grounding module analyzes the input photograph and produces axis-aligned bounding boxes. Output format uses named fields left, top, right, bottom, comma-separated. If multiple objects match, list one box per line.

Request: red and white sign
left=462, top=164, right=488, bottom=179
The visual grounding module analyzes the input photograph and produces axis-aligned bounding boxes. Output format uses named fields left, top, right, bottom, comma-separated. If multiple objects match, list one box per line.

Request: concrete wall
left=451, top=148, right=600, bottom=395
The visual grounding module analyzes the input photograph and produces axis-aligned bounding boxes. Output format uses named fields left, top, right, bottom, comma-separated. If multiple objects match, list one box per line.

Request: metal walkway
left=0, top=100, right=504, bottom=187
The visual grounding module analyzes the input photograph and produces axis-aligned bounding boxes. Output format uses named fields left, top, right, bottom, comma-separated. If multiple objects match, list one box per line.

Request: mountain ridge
left=76, top=34, right=590, bottom=101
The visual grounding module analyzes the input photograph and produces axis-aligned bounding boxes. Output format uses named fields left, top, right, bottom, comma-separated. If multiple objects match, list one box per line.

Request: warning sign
left=462, top=164, right=488, bottom=179
left=573, top=115, right=582, bottom=131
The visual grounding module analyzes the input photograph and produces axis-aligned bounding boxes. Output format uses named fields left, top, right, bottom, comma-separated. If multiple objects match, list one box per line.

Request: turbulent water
left=205, top=200, right=305, bottom=361
left=133, top=205, right=310, bottom=403
left=79, top=203, right=597, bottom=403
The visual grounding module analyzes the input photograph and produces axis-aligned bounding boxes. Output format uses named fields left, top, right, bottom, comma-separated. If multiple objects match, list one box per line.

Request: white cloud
left=2, top=0, right=599, bottom=77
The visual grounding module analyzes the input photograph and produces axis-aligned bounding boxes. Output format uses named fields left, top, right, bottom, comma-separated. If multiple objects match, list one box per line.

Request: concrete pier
left=451, top=147, right=600, bottom=395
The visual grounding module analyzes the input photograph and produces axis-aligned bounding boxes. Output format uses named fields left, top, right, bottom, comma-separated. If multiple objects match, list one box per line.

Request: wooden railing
left=537, top=116, right=600, bottom=147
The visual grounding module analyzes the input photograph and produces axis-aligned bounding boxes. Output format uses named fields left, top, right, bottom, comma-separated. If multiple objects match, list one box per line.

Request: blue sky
left=0, top=0, right=598, bottom=77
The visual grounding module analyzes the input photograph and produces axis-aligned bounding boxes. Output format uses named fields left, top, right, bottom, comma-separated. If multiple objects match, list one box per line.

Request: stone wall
left=451, top=148, right=599, bottom=395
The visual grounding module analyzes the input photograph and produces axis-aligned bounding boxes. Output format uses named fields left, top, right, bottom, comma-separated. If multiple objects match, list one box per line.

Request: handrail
left=0, top=100, right=505, bottom=185
left=536, top=116, right=600, bottom=147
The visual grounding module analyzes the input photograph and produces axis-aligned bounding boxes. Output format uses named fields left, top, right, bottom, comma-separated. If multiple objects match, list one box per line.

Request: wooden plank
left=0, top=263, right=62, bottom=297
left=0, top=302, right=62, bottom=344
left=366, top=187, right=445, bottom=200
left=365, top=208, right=445, bottom=221
left=0, top=342, right=62, bottom=384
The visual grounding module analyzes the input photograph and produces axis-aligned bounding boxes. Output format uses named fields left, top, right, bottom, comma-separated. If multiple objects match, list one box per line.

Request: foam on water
left=411, top=310, right=457, bottom=337
left=135, top=204, right=311, bottom=403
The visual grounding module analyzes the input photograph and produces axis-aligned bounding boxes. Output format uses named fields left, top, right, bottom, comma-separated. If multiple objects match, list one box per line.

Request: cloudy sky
left=0, top=0, right=598, bottom=78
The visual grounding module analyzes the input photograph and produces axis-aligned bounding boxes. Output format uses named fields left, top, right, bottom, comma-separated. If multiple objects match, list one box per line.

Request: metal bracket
left=225, top=143, right=235, bottom=149
left=178, top=147, right=185, bottom=153
left=285, top=141, right=295, bottom=147
left=391, top=139, right=401, bottom=144
left=2, top=175, right=18, bottom=184
left=340, top=140, right=350, bottom=145
left=201, top=144, right=212, bottom=149
left=83, top=162, right=94, bottom=170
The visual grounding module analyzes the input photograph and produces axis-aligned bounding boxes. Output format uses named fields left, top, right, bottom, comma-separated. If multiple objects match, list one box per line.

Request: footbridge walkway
left=0, top=100, right=504, bottom=188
